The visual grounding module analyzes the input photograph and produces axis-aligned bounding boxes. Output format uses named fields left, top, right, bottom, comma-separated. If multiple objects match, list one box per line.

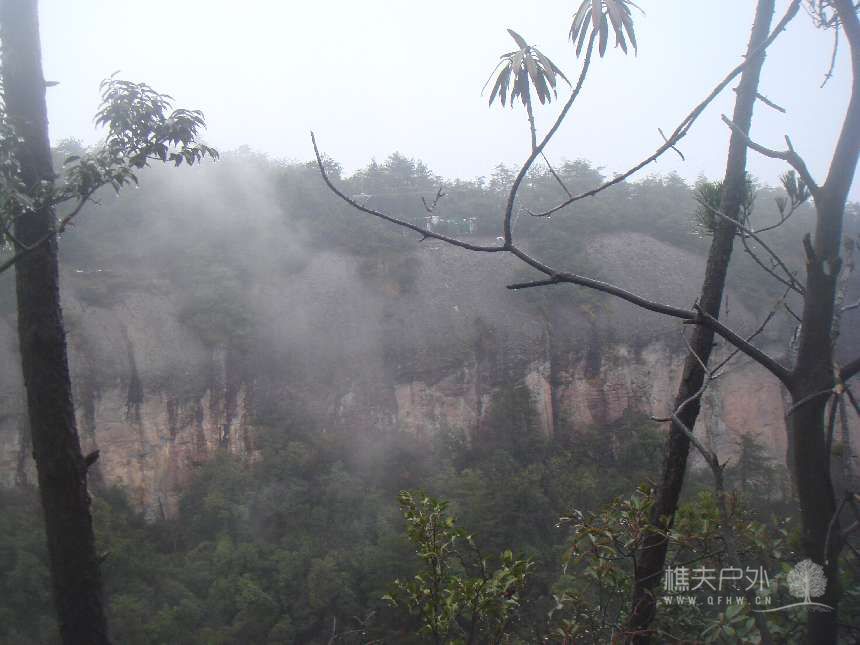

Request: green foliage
left=0, top=74, right=217, bottom=274
left=775, top=169, right=810, bottom=216
left=386, top=491, right=532, bottom=645
left=570, top=0, right=641, bottom=57
left=2, top=414, right=855, bottom=643
left=484, top=30, right=570, bottom=108
left=692, top=174, right=756, bottom=236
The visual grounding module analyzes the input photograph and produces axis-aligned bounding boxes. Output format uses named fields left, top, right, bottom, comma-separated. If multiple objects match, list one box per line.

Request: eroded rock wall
left=1, top=232, right=856, bottom=515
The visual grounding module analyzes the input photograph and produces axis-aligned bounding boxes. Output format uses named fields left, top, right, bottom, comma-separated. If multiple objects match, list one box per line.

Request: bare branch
left=825, top=393, right=839, bottom=467
left=741, top=233, right=805, bottom=295
left=506, top=267, right=694, bottom=320
left=653, top=328, right=773, bottom=643
left=843, top=356, right=860, bottom=381
left=757, top=91, right=787, bottom=113
left=784, top=302, right=803, bottom=323
left=528, top=0, right=802, bottom=219
left=502, top=29, right=597, bottom=241
left=711, top=284, right=792, bottom=375
left=311, top=132, right=506, bottom=254
left=0, top=189, right=96, bottom=275
left=845, top=386, right=860, bottom=416
left=698, top=194, right=807, bottom=295
left=658, top=128, right=685, bottom=161
left=787, top=388, right=834, bottom=415
left=690, top=306, right=793, bottom=385
left=753, top=198, right=804, bottom=235
left=540, top=151, right=573, bottom=199
left=821, top=22, right=840, bottom=88
left=722, top=115, right=821, bottom=196
left=421, top=186, right=446, bottom=213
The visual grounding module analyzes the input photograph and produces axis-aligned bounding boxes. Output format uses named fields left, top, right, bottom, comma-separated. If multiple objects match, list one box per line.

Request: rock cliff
left=2, top=226, right=841, bottom=517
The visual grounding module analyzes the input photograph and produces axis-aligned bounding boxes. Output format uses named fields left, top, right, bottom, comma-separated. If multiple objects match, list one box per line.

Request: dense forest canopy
left=1, top=147, right=858, bottom=643
left=3, top=1, right=860, bottom=643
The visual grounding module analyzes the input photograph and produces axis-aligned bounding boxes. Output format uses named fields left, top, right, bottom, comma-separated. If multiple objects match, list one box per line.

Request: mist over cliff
left=2, top=149, right=854, bottom=515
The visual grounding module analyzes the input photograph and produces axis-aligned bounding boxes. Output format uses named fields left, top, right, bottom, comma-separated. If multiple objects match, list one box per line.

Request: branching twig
left=757, top=91, right=787, bottom=113
left=658, top=332, right=774, bottom=644
left=658, top=127, right=685, bottom=161
left=527, top=0, right=802, bottom=219
left=540, top=151, right=573, bottom=199
left=711, top=283, right=792, bottom=376
left=744, top=235, right=806, bottom=295
left=503, top=29, right=597, bottom=240
left=422, top=186, right=447, bottom=213
left=689, top=306, right=792, bottom=386
left=821, top=22, right=840, bottom=88
left=722, top=116, right=820, bottom=197
left=0, top=188, right=97, bottom=275
left=842, top=355, right=860, bottom=382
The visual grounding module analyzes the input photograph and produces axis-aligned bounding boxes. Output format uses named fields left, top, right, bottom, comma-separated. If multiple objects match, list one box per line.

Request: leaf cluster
left=570, top=0, right=640, bottom=57
left=55, top=76, right=218, bottom=202
left=386, top=491, right=532, bottom=644
left=484, top=29, right=569, bottom=108
left=692, top=174, right=757, bottom=236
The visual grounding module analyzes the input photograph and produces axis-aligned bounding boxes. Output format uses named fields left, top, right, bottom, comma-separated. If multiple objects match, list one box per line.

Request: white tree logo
left=787, top=559, right=827, bottom=604
left=756, top=559, right=832, bottom=613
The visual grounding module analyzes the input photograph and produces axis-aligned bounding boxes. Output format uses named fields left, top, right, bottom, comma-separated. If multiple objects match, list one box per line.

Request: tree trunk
left=0, top=1, right=111, bottom=643
left=626, top=1, right=775, bottom=640
left=786, top=4, right=860, bottom=641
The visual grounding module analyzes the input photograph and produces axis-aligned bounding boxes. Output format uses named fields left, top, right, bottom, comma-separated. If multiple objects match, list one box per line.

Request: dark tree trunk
left=786, top=5, right=860, bottom=640
left=625, top=1, right=776, bottom=640
left=0, top=1, right=111, bottom=643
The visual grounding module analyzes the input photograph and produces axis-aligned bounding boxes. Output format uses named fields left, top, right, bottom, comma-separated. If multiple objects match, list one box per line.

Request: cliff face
left=0, top=231, right=852, bottom=516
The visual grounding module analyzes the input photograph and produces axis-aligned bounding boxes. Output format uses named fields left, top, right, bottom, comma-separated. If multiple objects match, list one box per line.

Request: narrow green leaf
left=535, top=50, right=557, bottom=88
left=598, top=14, right=609, bottom=56
left=576, top=15, right=590, bottom=56
left=620, top=4, right=638, bottom=53
left=506, top=28, right=529, bottom=51
left=570, top=1, right=590, bottom=43
left=591, top=0, right=602, bottom=33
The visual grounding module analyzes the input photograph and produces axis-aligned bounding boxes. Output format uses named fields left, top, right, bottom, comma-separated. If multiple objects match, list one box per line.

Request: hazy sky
left=38, top=1, right=856, bottom=197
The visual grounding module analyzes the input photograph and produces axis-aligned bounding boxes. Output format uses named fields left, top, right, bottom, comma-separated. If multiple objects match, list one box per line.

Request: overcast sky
left=38, top=1, right=856, bottom=197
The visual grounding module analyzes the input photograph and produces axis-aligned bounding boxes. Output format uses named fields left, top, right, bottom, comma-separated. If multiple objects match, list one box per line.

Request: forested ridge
left=1, top=150, right=859, bottom=643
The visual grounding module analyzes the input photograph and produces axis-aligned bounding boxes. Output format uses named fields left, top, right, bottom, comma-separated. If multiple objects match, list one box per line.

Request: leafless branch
left=651, top=341, right=715, bottom=463
left=756, top=91, right=787, bottom=113
left=743, top=236, right=805, bottom=295
left=752, top=198, right=803, bottom=235
left=540, top=151, right=573, bottom=199
left=652, top=328, right=773, bottom=644
left=528, top=0, right=802, bottom=219
left=721, top=115, right=821, bottom=196
left=843, top=356, right=860, bottom=381
left=698, top=195, right=806, bottom=295
left=825, top=393, right=840, bottom=466
left=845, top=386, right=860, bottom=416
left=421, top=186, right=446, bottom=213
left=502, top=29, right=597, bottom=241
left=689, top=306, right=793, bottom=385
left=787, top=387, right=834, bottom=415
left=311, top=133, right=505, bottom=254
left=0, top=189, right=97, bottom=275
left=711, top=283, right=793, bottom=376
left=784, top=303, right=802, bottom=324
left=821, top=22, right=840, bottom=88
left=842, top=296, right=860, bottom=313
left=658, top=128, right=685, bottom=161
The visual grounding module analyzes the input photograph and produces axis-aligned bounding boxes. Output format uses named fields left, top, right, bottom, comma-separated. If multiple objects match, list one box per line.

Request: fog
left=40, top=0, right=859, bottom=198
left=4, top=2, right=860, bottom=643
